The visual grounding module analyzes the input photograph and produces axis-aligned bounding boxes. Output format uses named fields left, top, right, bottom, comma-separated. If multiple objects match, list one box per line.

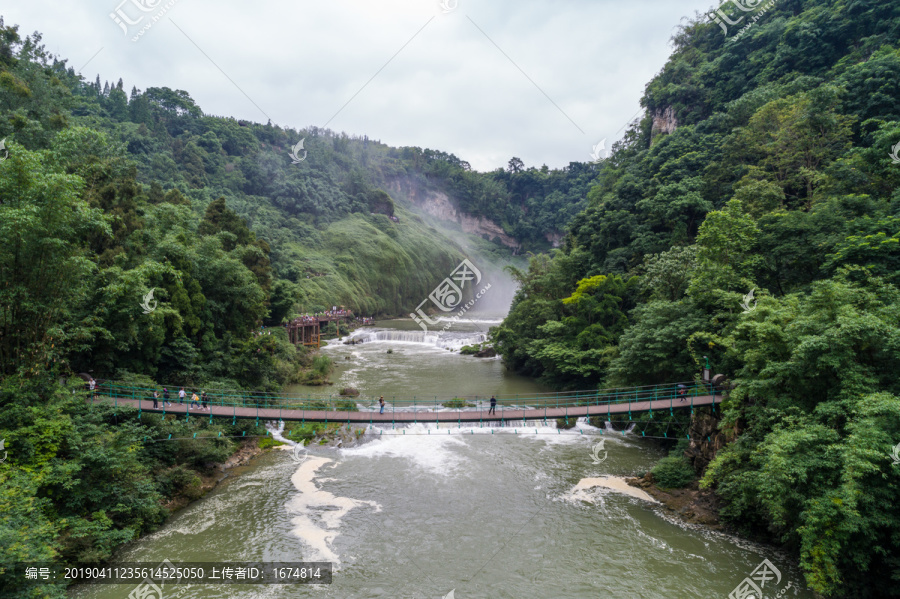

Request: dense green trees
left=0, top=13, right=595, bottom=385
left=0, top=15, right=594, bottom=594
left=492, top=2, right=900, bottom=596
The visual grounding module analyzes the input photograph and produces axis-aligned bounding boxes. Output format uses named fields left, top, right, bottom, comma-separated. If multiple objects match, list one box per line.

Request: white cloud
left=5, top=0, right=714, bottom=171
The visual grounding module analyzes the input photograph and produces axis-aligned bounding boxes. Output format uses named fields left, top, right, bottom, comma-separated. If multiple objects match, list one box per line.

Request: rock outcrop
left=684, top=406, right=728, bottom=473
left=387, top=179, right=519, bottom=248
left=651, top=106, right=678, bottom=141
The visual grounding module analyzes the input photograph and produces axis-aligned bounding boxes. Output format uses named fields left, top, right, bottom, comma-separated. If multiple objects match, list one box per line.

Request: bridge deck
left=101, top=394, right=721, bottom=423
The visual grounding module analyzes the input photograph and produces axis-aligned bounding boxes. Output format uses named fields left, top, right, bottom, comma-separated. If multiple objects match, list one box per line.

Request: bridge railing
left=91, top=380, right=716, bottom=417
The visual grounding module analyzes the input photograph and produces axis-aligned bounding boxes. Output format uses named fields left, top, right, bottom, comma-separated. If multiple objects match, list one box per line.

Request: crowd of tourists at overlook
left=288, top=309, right=374, bottom=326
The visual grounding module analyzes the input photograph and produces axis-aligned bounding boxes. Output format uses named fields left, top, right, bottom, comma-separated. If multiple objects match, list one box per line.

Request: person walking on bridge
left=489, top=395, right=497, bottom=415
left=163, top=387, right=171, bottom=407
left=190, top=391, right=201, bottom=410
left=379, top=396, right=385, bottom=414
left=201, top=391, right=209, bottom=411
left=179, top=387, right=186, bottom=405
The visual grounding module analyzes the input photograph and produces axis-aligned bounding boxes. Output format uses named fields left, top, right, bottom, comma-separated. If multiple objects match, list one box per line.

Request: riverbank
left=161, top=422, right=361, bottom=514
left=626, top=473, right=723, bottom=529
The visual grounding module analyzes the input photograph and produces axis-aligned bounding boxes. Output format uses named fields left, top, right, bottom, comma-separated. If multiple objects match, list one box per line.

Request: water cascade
left=346, top=329, right=486, bottom=350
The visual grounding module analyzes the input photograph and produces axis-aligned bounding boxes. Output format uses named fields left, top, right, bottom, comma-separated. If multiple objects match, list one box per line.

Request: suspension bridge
left=90, top=381, right=723, bottom=428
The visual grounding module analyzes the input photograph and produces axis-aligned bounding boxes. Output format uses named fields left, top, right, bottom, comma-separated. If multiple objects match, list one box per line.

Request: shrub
left=300, top=399, right=358, bottom=411
left=442, top=397, right=474, bottom=408
left=156, top=465, right=203, bottom=500
left=651, top=457, right=695, bottom=488
left=311, top=355, right=333, bottom=376
left=258, top=436, right=286, bottom=449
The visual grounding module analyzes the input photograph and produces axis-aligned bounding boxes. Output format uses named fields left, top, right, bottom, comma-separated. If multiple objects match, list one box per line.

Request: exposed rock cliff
left=650, top=106, right=678, bottom=141
left=387, top=179, right=519, bottom=249
left=684, top=406, right=728, bottom=473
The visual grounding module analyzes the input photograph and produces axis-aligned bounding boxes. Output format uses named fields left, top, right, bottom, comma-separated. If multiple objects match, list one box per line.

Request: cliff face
left=650, top=106, right=678, bottom=141
left=387, top=178, right=519, bottom=249
left=684, top=406, right=729, bottom=473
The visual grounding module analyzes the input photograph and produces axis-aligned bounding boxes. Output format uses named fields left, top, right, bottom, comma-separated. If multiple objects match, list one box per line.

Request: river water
left=71, top=318, right=813, bottom=599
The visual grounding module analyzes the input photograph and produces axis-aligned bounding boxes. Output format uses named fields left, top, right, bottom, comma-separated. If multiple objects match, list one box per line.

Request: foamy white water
left=287, top=456, right=380, bottom=565
left=345, top=328, right=487, bottom=350
left=72, top=320, right=817, bottom=599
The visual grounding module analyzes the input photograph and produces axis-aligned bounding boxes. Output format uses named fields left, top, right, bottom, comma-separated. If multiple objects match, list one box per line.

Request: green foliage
left=155, top=465, right=203, bottom=500
left=257, top=436, right=285, bottom=450
left=2, top=6, right=900, bottom=597
left=496, top=265, right=635, bottom=386
left=0, top=14, right=589, bottom=394
left=489, top=4, right=900, bottom=596
left=651, top=457, right=695, bottom=489
left=0, top=376, right=238, bottom=592
left=312, top=355, right=331, bottom=375
left=441, top=398, right=474, bottom=408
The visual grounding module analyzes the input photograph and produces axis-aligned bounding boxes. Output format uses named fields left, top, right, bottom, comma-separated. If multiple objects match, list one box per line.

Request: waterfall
left=603, top=421, right=635, bottom=435
left=265, top=421, right=297, bottom=446
left=346, top=330, right=486, bottom=350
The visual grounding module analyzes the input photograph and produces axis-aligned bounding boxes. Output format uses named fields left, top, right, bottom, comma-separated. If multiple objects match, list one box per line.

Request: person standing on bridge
left=179, top=387, right=186, bottom=405
left=201, top=391, right=209, bottom=411
left=379, top=396, right=385, bottom=414
left=489, top=395, right=497, bottom=415
left=152, top=390, right=159, bottom=409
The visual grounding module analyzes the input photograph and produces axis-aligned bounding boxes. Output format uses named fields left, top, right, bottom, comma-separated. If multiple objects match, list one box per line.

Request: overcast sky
left=3, top=0, right=715, bottom=171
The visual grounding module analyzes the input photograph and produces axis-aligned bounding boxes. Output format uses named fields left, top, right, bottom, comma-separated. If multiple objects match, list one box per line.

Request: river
left=70, top=317, right=813, bottom=599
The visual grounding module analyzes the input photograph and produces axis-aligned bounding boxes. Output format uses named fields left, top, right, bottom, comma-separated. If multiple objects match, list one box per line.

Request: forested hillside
left=493, top=1, right=900, bottom=596
left=0, top=15, right=597, bottom=387
left=0, top=16, right=596, bottom=593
